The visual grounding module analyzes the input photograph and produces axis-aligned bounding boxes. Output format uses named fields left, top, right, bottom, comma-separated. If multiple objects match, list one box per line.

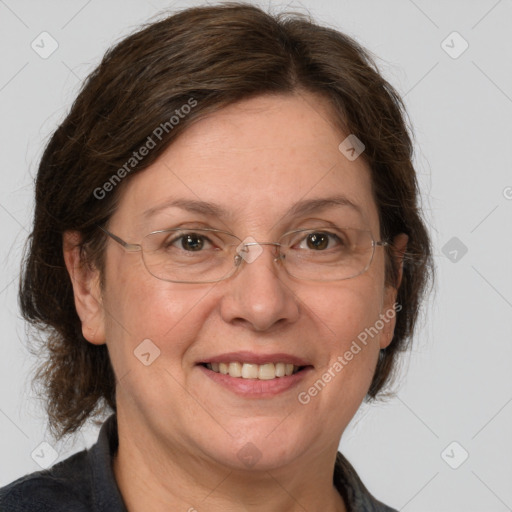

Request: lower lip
left=197, top=364, right=313, bottom=398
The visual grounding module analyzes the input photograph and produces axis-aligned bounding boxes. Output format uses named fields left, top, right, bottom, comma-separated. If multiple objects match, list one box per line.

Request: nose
left=219, top=242, right=300, bottom=332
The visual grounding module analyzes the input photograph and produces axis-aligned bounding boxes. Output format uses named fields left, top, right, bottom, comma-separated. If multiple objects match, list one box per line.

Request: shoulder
left=334, top=451, right=398, bottom=512
left=0, top=449, right=92, bottom=512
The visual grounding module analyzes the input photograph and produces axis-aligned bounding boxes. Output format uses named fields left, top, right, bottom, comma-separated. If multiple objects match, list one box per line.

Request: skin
left=64, top=91, right=407, bottom=512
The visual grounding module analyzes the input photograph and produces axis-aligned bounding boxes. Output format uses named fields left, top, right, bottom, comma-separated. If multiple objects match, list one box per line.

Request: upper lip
left=198, top=351, right=312, bottom=367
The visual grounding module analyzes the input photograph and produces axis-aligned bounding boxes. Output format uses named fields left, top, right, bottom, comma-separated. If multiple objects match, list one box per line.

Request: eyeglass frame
left=96, top=224, right=389, bottom=284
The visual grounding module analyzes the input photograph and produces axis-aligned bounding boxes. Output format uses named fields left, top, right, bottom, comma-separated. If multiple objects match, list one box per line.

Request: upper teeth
left=205, top=362, right=299, bottom=380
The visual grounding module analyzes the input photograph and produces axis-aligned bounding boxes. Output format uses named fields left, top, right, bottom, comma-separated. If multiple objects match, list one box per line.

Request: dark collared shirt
left=0, top=415, right=397, bottom=511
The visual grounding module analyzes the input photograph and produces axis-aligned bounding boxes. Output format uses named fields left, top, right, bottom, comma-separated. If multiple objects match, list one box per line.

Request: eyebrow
left=143, top=198, right=232, bottom=219
left=287, top=195, right=362, bottom=218
left=143, top=195, right=362, bottom=220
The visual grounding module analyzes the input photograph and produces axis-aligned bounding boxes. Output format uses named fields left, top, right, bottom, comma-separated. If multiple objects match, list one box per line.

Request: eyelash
left=164, top=230, right=343, bottom=251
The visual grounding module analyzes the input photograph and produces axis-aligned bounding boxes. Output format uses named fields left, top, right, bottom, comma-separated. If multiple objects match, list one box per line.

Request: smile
left=203, top=362, right=303, bottom=380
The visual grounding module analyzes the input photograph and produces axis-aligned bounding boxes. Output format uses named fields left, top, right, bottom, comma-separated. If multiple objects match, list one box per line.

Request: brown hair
left=20, top=2, right=433, bottom=438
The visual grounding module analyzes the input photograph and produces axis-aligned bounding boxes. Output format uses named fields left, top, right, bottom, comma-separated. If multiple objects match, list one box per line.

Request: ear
left=380, top=233, right=408, bottom=349
left=63, top=231, right=106, bottom=345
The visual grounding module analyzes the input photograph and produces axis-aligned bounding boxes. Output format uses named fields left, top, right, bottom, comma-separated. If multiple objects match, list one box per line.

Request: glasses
left=98, top=225, right=388, bottom=284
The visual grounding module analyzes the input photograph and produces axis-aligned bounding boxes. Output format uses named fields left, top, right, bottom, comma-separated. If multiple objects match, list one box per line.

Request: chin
left=208, top=424, right=306, bottom=472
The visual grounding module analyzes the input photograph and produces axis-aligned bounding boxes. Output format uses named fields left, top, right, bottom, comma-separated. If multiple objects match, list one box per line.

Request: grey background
left=1, top=0, right=511, bottom=510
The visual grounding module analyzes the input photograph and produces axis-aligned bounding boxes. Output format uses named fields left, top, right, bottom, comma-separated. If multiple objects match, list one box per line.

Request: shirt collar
left=88, top=414, right=127, bottom=511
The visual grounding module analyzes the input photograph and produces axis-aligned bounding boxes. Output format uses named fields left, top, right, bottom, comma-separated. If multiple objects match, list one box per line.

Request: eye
left=164, top=232, right=215, bottom=252
left=297, top=231, right=342, bottom=251
left=181, top=233, right=207, bottom=251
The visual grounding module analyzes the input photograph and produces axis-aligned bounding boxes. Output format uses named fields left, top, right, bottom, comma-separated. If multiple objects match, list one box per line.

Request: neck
left=112, top=414, right=346, bottom=512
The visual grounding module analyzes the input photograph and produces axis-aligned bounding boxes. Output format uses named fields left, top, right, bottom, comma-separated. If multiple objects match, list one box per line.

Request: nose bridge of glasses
left=233, top=240, right=284, bottom=267
left=242, top=241, right=281, bottom=249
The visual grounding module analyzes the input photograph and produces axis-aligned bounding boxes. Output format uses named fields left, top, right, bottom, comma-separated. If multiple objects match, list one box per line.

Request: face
left=68, top=92, right=404, bottom=472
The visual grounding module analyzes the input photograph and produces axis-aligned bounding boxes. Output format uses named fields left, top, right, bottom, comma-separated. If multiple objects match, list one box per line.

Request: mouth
left=200, top=361, right=309, bottom=380
left=196, top=351, right=314, bottom=397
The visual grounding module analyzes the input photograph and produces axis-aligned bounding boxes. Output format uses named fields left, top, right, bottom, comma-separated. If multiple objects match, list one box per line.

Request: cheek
left=306, top=271, right=385, bottom=346
left=298, top=275, right=385, bottom=413
left=101, top=251, right=215, bottom=376
left=101, top=276, right=219, bottom=419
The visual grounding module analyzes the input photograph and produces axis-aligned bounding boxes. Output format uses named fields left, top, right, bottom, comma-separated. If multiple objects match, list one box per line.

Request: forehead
left=113, top=93, right=379, bottom=234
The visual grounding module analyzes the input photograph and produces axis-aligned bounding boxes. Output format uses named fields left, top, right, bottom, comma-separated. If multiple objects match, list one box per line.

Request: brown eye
left=181, top=234, right=205, bottom=251
left=306, top=232, right=330, bottom=250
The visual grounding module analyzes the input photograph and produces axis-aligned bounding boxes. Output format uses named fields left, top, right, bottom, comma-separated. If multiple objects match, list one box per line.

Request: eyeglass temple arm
left=97, top=225, right=141, bottom=252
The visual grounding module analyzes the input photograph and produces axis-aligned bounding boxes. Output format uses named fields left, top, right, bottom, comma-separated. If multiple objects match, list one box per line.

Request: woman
left=0, top=3, right=432, bottom=511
